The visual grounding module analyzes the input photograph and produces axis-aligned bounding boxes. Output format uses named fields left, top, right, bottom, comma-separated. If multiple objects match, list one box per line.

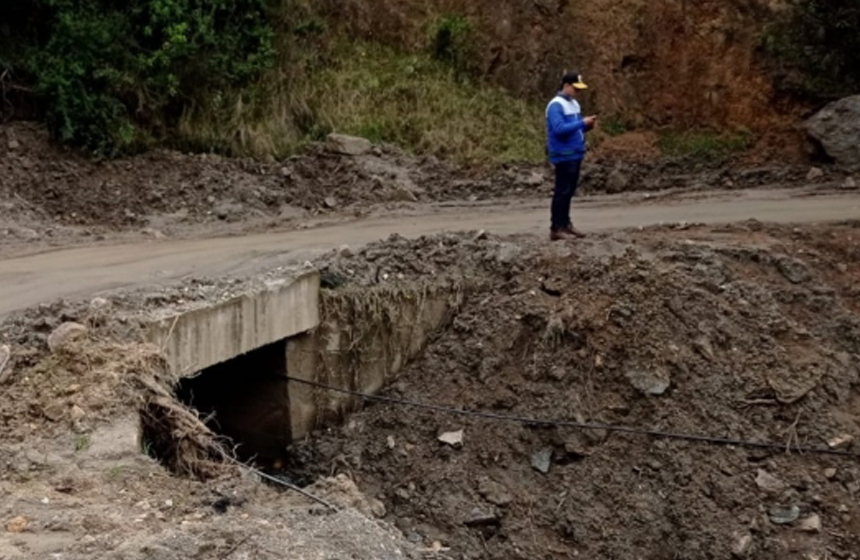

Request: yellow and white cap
left=561, top=72, right=588, bottom=90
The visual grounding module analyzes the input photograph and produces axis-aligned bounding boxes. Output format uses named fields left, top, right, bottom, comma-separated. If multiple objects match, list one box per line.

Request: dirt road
left=1, top=188, right=859, bottom=319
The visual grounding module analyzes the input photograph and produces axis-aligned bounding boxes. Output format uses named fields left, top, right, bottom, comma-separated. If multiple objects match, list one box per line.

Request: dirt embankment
left=295, top=222, right=860, bottom=559
left=1, top=121, right=822, bottom=256
left=325, top=0, right=802, bottom=152
left=1, top=222, right=859, bottom=559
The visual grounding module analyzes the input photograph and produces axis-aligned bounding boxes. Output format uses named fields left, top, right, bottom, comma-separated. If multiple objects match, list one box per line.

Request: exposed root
left=137, top=372, right=235, bottom=480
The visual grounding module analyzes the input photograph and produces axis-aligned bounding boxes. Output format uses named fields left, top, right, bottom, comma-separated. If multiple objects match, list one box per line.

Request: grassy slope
left=177, top=41, right=546, bottom=164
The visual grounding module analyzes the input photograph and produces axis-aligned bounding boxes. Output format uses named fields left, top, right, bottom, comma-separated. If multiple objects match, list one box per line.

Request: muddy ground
left=1, top=121, right=837, bottom=256
left=291, top=222, right=860, bottom=560
left=1, top=223, right=860, bottom=558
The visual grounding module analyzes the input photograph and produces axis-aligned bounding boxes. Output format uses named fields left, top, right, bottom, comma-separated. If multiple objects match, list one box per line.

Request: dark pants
left=551, top=159, right=582, bottom=230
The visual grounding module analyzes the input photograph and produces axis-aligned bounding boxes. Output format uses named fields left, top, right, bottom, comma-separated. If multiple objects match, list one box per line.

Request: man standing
left=546, top=72, right=596, bottom=241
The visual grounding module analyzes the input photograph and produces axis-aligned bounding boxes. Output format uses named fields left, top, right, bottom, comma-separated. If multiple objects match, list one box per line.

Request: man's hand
left=584, top=115, right=597, bottom=131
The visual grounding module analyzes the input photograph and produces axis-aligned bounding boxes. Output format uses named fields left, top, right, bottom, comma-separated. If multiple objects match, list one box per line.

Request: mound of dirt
left=0, top=122, right=548, bottom=229
left=293, top=222, right=860, bottom=559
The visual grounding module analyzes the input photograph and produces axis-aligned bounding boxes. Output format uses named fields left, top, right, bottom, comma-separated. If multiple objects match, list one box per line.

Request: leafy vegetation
left=3, top=0, right=275, bottom=156
left=430, top=15, right=477, bottom=77
left=3, top=2, right=543, bottom=163
left=763, top=0, right=860, bottom=99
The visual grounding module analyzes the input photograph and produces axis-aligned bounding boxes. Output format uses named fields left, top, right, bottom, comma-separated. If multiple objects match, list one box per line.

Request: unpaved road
left=1, top=188, right=859, bottom=319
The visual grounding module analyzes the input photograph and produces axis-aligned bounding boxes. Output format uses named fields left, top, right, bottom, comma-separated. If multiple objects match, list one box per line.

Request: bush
left=431, top=16, right=477, bottom=77
left=9, top=0, right=275, bottom=156
left=764, top=0, right=860, bottom=100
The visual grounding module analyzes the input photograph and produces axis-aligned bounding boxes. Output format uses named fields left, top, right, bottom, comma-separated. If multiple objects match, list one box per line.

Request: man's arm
left=547, top=102, right=586, bottom=136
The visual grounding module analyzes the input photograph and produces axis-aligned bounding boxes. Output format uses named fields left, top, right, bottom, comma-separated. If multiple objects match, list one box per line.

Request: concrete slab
left=286, top=285, right=457, bottom=440
left=147, top=270, right=320, bottom=377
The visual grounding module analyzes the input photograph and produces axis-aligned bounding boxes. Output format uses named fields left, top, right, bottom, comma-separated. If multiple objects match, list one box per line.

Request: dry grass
left=176, top=41, right=545, bottom=164
left=2, top=335, right=234, bottom=479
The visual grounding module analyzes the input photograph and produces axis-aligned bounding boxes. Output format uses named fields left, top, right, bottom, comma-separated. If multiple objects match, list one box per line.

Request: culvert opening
left=173, top=339, right=291, bottom=464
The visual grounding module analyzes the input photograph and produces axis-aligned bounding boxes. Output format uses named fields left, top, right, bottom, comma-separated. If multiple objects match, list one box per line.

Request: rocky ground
left=293, top=222, right=860, bottom=560
left=3, top=222, right=858, bottom=559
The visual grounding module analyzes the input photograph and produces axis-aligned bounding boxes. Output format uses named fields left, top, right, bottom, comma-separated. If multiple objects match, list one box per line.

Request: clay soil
left=292, top=222, right=860, bottom=560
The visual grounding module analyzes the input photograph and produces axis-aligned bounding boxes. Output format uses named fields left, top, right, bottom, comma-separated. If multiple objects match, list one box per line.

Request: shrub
left=431, top=16, right=477, bottom=77
left=10, top=0, right=275, bottom=156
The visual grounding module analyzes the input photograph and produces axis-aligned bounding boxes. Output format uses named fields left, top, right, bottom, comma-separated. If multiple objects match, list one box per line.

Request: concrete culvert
left=174, top=339, right=291, bottom=464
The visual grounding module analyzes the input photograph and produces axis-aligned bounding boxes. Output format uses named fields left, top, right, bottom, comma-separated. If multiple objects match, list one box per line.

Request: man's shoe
left=550, top=228, right=569, bottom=241
left=565, top=225, right=586, bottom=238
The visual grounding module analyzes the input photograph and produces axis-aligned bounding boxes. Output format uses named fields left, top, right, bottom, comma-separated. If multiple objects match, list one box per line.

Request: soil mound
left=295, top=222, right=860, bottom=559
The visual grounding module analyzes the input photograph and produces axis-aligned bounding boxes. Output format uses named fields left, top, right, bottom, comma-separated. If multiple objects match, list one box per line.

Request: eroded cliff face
left=323, top=0, right=797, bottom=136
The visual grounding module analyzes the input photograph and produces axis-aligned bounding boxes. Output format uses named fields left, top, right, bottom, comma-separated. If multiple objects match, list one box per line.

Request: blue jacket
left=546, top=93, right=587, bottom=164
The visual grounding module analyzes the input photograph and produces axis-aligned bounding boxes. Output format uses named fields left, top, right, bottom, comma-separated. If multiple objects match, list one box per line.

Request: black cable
left=286, top=376, right=860, bottom=459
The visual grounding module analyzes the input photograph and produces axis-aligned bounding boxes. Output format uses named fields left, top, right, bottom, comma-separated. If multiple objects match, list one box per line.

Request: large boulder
left=326, top=133, right=372, bottom=156
left=805, top=95, right=860, bottom=172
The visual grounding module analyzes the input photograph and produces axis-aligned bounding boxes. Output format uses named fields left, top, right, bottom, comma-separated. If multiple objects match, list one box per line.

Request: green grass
left=657, top=129, right=753, bottom=161
left=176, top=41, right=546, bottom=164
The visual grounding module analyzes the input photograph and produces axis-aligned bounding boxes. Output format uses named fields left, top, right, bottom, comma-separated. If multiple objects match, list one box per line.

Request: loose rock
left=732, top=533, right=752, bottom=558
left=531, top=448, right=553, bottom=474
left=625, top=367, right=671, bottom=396
left=805, top=95, right=860, bottom=172
left=389, top=183, right=419, bottom=203
left=47, top=322, right=88, bottom=353
left=799, top=514, right=822, bottom=533
left=827, top=434, right=855, bottom=449
left=70, top=405, right=86, bottom=421
left=464, top=508, right=499, bottom=527
left=213, top=202, right=244, bottom=221
left=5, top=516, right=27, bottom=533
left=438, top=430, right=464, bottom=448
left=0, top=344, right=10, bottom=384
left=755, top=469, right=786, bottom=494
left=563, top=438, right=591, bottom=460
left=89, top=297, right=111, bottom=313
left=806, top=167, right=824, bottom=181
left=693, top=336, right=715, bottom=361
left=775, top=256, right=810, bottom=284
left=327, top=133, right=373, bottom=156
left=478, top=479, right=513, bottom=507
left=768, top=505, right=800, bottom=525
